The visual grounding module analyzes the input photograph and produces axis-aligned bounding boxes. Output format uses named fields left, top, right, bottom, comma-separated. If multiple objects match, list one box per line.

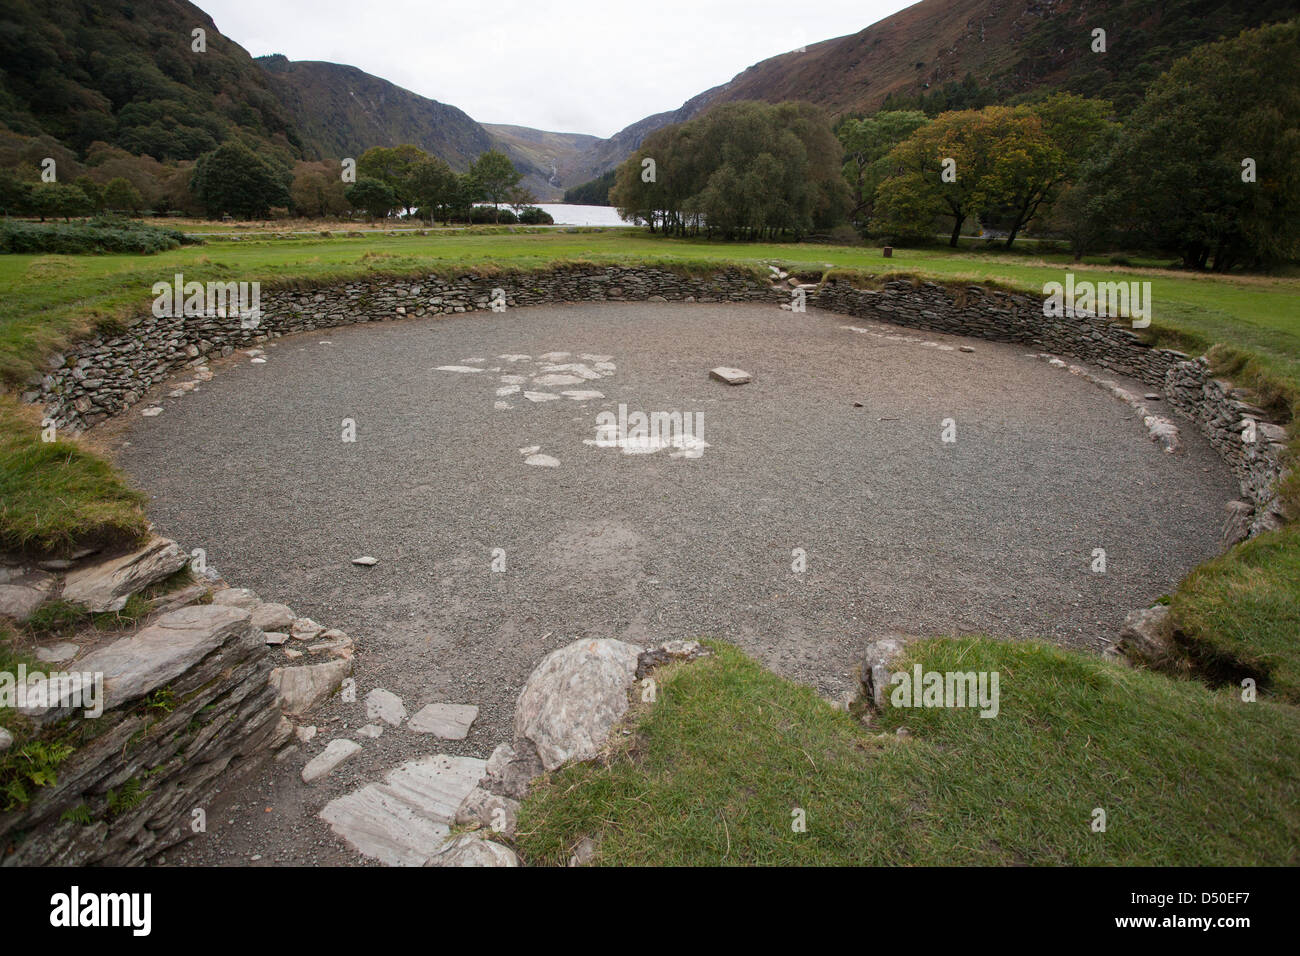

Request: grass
left=515, top=640, right=1300, bottom=866
left=0, top=395, right=148, bottom=557
left=1172, top=524, right=1300, bottom=703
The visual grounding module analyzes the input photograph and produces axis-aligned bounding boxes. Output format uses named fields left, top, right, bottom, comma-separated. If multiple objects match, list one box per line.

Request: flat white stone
left=709, top=367, right=752, bottom=385
left=518, top=445, right=540, bottom=455
left=264, top=631, right=289, bottom=646
left=352, top=556, right=378, bottom=566
left=381, top=755, right=487, bottom=822
left=320, top=784, right=451, bottom=867
left=356, top=724, right=383, bottom=739
left=303, top=739, right=362, bottom=783
left=532, top=373, right=586, bottom=387
left=407, top=703, right=479, bottom=739
left=494, top=401, right=513, bottom=410
left=295, top=725, right=317, bottom=744
left=365, top=688, right=407, bottom=726
left=141, top=406, right=163, bottom=416
left=561, top=390, right=604, bottom=401
left=498, top=354, right=531, bottom=362
left=523, top=391, right=560, bottom=403
left=524, top=454, right=560, bottom=468
left=495, top=385, right=520, bottom=396
left=434, top=365, right=483, bottom=373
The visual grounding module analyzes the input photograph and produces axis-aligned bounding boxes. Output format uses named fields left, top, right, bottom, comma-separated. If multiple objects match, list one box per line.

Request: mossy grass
left=516, top=639, right=1300, bottom=866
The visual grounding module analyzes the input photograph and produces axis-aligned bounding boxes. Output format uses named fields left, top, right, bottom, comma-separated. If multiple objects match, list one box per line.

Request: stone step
left=319, top=754, right=487, bottom=866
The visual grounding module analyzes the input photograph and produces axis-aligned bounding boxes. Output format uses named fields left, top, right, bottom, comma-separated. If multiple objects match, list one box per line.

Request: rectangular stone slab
left=709, top=367, right=752, bottom=385
left=406, top=703, right=479, bottom=739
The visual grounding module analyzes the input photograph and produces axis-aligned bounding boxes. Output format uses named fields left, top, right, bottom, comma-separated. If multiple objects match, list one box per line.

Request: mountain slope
left=568, top=0, right=1300, bottom=182
left=0, top=0, right=301, bottom=160
left=482, top=124, right=599, bottom=195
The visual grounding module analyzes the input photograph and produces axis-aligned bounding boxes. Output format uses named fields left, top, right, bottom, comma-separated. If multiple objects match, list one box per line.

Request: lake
left=535, top=203, right=632, bottom=226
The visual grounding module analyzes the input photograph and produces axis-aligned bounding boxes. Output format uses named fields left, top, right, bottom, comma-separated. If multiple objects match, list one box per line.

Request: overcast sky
left=198, top=0, right=913, bottom=138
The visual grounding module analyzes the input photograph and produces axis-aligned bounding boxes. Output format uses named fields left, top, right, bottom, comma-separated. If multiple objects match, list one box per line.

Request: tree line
left=597, top=17, right=1298, bottom=270
left=0, top=140, right=550, bottom=225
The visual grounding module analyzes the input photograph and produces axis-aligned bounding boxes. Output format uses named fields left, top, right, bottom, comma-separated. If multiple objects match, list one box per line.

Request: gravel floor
left=113, top=301, right=1237, bottom=865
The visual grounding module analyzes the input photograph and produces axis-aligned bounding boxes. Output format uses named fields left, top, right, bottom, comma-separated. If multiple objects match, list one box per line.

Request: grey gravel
left=115, top=301, right=1237, bottom=865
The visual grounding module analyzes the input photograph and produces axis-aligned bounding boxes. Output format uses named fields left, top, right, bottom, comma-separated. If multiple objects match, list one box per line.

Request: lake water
left=536, top=203, right=632, bottom=226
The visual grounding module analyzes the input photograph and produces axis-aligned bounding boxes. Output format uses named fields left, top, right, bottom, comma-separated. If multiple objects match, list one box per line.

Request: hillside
left=257, top=56, right=492, bottom=168
left=0, top=0, right=302, bottom=160
left=567, top=0, right=1300, bottom=182
left=482, top=124, right=599, bottom=196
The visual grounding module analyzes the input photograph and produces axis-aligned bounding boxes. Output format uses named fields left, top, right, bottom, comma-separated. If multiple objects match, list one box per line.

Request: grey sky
left=198, top=0, right=913, bottom=138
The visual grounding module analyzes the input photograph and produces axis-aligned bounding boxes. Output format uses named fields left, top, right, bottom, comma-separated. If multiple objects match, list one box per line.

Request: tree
left=345, top=177, right=396, bottom=220
left=506, top=185, right=538, bottom=218
left=837, top=110, right=928, bottom=225
left=469, top=150, right=521, bottom=223
left=103, top=177, right=144, bottom=214
left=1088, top=19, right=1300, bottom=270
left=610, top=100, right=849, bottom=240
left=190, top=141, right=291, bottom=219
left=0, top=171, right=33, bottom=216
left=290, top=164, right=349, bottom=218
left=408, top=157, right=457, bottom=223
left=29, top=182, right=92, bottom=221
left=74, top=175, right=104, bottom=213
left=874, top=109, right=1012, bottom=246
left=357, top=145, right=430, bottom=214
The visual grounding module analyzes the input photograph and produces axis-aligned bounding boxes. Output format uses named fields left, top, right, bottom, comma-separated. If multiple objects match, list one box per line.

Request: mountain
left=482, top=124, right=599, bottom=196
left=257, top=56, right=493, bottom=169
left=0, top=0, right=302, bottom=161
left=0, top=0, right=591, bottom=199
left=258, top=57, right=573, bottom=197
left=566, top=0, right=1300, bottom=184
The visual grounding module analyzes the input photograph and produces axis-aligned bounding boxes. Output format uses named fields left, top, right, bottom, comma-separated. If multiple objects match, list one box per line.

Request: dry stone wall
left=27, top=265, right=1289, bottom=527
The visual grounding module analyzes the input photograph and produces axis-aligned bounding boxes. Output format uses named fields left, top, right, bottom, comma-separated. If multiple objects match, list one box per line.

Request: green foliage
left=190, top=141, right=292, bottom=220
left=0, top=739, right=76, bottom=811
left=1079, top=18, right=1300, bottom=270
left=345, top=177, right=396, bottom=220
left=872, top=96, right=1114, bottom=247
left=0, top=0, right=300, bottom=159
left=838, top=110, right=928, bottom=225
left=563, top=170, right=616, bottom=205
left=469, top=150, right=522, bottom=223
left=105, top=777, right=147, bottom=818
left=60, top=803, right=93, bottom=826
left=611, top=101, right=850, bottom=240
left=0, top=217, right=197, bottom=254
left=102, top=177, right=144, bottom=215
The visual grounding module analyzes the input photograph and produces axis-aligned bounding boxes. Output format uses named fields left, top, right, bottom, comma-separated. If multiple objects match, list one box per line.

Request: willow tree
left=610, top=100, right=849, bottom=240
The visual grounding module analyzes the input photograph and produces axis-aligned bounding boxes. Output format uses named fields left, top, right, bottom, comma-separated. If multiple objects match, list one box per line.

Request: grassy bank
left=516, top=640, right=1300, bottom=866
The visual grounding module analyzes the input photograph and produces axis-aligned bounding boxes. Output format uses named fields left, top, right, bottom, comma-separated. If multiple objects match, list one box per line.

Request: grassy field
left=516, top=641, right=1300, bottom=866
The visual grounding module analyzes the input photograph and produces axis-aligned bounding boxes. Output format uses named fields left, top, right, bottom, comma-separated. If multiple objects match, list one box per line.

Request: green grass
left=2, top=229, right=1298, bottom=404
left=1172, top=524, right=1300, bottom=703
left=516, top=640, right=1300, bottom=866
left=0, top=396, right=148, bottom=558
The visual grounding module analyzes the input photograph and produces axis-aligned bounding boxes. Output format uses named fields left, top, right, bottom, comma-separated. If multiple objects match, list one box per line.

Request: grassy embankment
left=1, top=227, right=1296, bottom=861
